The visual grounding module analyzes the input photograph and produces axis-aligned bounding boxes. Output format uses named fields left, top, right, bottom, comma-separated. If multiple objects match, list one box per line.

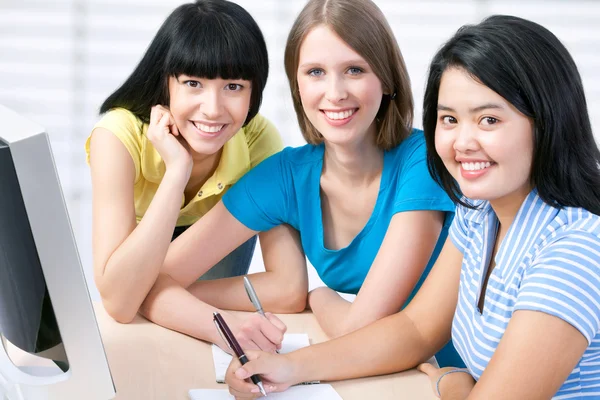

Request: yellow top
left=85, top=108, right=283, bottom=227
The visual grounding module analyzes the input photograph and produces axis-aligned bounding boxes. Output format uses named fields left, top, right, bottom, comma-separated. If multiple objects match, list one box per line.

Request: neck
left=189, top=149, right=222, bottom=183
left=322, top=136, right=383, bottom=186
left=489, top=186, right=532, bottom=230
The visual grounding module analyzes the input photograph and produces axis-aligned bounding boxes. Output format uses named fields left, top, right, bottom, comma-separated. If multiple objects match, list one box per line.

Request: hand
left=226, top=350, right=296, bottom=399
left=417, top=363, right=475, bottom=398
left=216, top=312, right=287, bottom=354
left=147, top=105, right=192, bottom=179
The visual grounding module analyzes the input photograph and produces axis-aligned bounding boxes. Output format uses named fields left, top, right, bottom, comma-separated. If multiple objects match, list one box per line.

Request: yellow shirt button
left=217, top=183, right=223, bottom=190
left=197, top=191, right=203, bottom=197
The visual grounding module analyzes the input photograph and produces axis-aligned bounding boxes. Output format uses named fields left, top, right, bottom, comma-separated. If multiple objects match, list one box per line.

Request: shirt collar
left=140, top=127, right=250, bottom=191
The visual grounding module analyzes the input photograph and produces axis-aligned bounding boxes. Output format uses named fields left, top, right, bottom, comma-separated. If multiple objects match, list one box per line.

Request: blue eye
left=348, top=67, right=363, bottom=75
left=308, top=68, right=324, bottom=77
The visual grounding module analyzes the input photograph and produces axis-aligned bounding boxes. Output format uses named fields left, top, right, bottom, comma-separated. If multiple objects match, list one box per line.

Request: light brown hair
left=284, top=0, right=413, bottom=150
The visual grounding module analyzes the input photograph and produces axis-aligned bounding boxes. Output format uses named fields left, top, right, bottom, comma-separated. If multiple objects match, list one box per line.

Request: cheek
left=434, top=129, right=454, bottom=160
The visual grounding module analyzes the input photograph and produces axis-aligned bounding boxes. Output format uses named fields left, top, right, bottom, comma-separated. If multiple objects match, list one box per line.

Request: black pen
left=213, top=312, right=267, bottom=397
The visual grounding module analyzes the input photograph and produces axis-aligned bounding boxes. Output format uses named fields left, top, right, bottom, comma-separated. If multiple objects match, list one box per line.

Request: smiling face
left=296, top=25, right=383, bottom=148
left=435, top=68, right=534, bottom=203
left=167, top=75, right=252, bottom=156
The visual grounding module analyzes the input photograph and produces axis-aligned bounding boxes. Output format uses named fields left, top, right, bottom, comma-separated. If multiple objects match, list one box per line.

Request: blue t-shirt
left=450, top=190, right=600, bottom=397
left=224, top=129, right=453, bottom=294
left=224, top=129, right=463, bottom=366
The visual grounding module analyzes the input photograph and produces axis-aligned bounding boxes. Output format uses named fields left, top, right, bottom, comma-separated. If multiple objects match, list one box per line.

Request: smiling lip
left=459, top=160, right=495, bottom=180
left=321, top=108, right=358, bottom=127
left=191, top=120, right=227, bottom=137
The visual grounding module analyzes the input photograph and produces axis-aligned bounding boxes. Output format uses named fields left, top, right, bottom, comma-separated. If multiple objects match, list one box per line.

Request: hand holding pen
left=244, top=276, right=286, bottom=353
left=214, top=312, right=268, bottom=396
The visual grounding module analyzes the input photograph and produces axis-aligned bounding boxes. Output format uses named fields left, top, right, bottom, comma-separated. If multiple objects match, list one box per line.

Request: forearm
left=140, top=273, right=225, bottom=344
left=98, top=170, right=187, bottom=322
left=308, top=288, right=352, bottom=338
left=188, top=271, right=307, bottom=313
left=288, top=311, right=435, bottom=384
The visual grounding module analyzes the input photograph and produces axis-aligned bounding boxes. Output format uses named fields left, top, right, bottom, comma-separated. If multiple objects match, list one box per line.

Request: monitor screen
left=0, top=105, right=114, bottom=399
left=0, top=139, right=68, bottom=372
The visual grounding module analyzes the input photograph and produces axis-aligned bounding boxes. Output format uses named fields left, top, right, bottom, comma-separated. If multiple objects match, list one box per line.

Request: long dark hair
left=100, top=0, right=269, bottom=126
left=423, top=15, right=600, bottom=214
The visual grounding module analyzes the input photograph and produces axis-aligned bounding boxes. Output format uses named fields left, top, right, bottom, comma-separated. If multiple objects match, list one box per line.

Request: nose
left=200, top=88, right=223, bottom=120
left=453, top=123, right=480, bottom=153
left=325, top=75, right=348, bottom=103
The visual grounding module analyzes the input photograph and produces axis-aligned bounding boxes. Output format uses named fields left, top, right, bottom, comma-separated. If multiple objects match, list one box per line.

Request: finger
left=234, top=351, right=273, bottom=379
left=256, top=315, right=285, bottom=347
left=417, top=362, right=437, bottom=376
left=149, top=106, right=162, bottom=126
left=228, top=386, right=259, bottom=399
left=239, top=337, right=261, bottom=352
left=248, top=330, right=277, bottom=353
left=264, top=312, right=287, bottom=333
left=165, top=111, right=179, bottom=136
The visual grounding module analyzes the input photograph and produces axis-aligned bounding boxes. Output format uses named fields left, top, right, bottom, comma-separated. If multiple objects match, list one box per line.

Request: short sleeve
left=243, top=114, right=284, bottom=168
left=449, top=204, right=470, bottom=253
left=222, top=149, right=291, bottom=232
left=392, top=133, right=455, bottom=214
left=514, top=231, right=600, bottom=344
left=85, top=108, right=143, bottom=182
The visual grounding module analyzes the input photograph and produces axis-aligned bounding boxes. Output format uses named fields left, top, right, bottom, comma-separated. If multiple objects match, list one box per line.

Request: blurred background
left=0, top=0, right=598, bottom=301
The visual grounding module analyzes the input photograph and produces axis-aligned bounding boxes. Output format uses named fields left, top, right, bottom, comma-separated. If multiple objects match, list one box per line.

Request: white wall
left=0, top=0, right=599, bottom=300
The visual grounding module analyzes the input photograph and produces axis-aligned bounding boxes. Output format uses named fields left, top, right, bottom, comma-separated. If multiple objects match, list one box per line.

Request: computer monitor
left=0, top=104, right=115, bottom=399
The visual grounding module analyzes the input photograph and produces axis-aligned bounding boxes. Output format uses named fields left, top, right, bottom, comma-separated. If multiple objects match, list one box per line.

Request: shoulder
left=386, top=128, right=426, bottom=162
left=242, top=114, right=281, bottom=144
left=94, top=108, right=145, bottom=140
left=273, top=144, right=324, bottom=167
left=543, top=206, right=600, bottom=249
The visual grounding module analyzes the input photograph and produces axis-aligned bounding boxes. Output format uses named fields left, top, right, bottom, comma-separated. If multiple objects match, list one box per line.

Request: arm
left=226, top=237, right=464, bottom=396
left=186, top=223, right=309, bottom=313
left=140, top=202, right=296, bottom=350
left=309, top=210, right=445, bottom=338
left=465, top=310, right=587, bottom=400
left=90, top=122, right=190, bottom=323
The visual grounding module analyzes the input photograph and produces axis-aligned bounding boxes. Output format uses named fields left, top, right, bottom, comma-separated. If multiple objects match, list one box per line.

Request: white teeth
left=462, top=161, right=492, bottom=171
left=193, top=122, right=224, bottom=133
left=324, top=109, right=355, bottom=120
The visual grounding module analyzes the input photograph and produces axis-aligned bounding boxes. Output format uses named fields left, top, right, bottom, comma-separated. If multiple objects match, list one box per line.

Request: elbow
left=96, top=279, right=139, bottom=324
left=101, top=297, right=138, bottom=324
left=272, top=287, right=307, bottom=314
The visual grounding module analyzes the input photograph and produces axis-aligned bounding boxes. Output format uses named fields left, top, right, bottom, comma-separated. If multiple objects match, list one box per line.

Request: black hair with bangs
left=423, top=15, right=600, bottom=214
left=100, top=0, right=268, bottom=125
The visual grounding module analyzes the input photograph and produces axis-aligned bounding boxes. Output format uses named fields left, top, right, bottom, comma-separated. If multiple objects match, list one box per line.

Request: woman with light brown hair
left=141, top=0, right=461, bottom=367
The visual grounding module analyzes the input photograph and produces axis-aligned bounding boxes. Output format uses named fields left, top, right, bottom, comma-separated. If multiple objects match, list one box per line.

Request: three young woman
left=225, top=14, right=600, bottom=400
left=87, top=0, right=288, bottom=350
left=139, top=0, right=461, bottom=365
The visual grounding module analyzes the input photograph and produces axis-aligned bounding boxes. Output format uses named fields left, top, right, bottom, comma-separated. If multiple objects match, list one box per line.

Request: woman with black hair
left=86, top=0, right=292, bottom=352
left=225, top=15, right=600, bottom=400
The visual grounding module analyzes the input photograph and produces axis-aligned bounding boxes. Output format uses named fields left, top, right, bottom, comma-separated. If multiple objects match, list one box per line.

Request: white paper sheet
left=211, top=333, right=310, bottom=383
left=189, top=384, right=343, bottom=400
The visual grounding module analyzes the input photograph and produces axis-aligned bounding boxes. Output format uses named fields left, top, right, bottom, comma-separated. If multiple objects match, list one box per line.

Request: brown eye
left=185, top=80, right=200, bottom=88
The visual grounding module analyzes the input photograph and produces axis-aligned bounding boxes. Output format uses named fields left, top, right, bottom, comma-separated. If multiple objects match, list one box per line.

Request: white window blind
left=1, top=0, right=598, bottom=298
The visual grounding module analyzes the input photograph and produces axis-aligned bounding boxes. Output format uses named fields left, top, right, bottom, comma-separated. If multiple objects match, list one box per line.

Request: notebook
left=189, top=384, right=343, bottom=399
left=211, top=333, right=311, bottom=383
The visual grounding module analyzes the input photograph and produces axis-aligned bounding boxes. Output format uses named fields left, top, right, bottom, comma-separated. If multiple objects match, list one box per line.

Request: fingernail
left=251, top=388, right=259, bottom=393
left=235, top=368, right=249, bottom=379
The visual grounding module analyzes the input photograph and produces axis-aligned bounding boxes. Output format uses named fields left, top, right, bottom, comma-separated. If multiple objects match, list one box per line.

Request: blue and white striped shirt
left=450, top=190, right=600, bottom=399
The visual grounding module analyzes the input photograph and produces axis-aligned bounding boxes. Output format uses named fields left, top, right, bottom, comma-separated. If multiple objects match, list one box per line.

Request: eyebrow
left=437, top=103, right=505, bottom=113
left=298, top=59, right=369, bottom=69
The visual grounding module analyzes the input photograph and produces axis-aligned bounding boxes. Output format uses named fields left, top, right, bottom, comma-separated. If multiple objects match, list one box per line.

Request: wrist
left=285, top=349, right=313, bottom=385
left=437, top=369, right=475, bottom=399
left=162, top=166, right=190, bottom=187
